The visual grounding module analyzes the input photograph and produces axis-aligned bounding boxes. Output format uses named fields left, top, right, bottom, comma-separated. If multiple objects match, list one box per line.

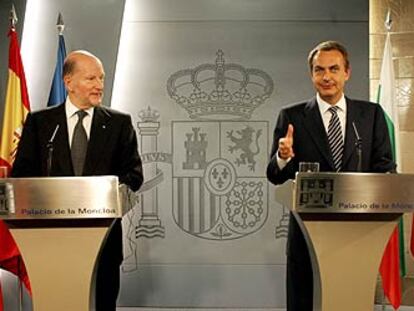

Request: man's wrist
left=276, top=150, right=291, bottom=170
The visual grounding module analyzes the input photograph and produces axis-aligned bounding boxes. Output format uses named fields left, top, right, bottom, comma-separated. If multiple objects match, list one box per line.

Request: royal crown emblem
left=138, top=106, right=160, bottom=122
left=167, top=50, right=274, bottom=120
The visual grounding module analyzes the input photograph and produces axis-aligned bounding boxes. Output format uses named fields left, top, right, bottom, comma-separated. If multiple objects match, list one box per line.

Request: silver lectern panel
left=0, top=176, right=122, bottom=219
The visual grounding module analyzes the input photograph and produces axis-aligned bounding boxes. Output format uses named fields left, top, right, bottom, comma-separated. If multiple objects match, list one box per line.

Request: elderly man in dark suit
left=12, top=50, right=143, bottom=310
left=266, top=41, right=396, bottom=310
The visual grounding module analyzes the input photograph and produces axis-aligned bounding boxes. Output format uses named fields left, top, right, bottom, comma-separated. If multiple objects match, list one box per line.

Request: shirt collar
left=65, top=97, right=94, bottom=118
left=316, top=93, right=347, bottom=113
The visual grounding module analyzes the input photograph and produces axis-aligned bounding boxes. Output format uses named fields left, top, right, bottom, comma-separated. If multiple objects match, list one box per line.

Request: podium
left=275, top=172, right=414, bottom=311
left=0, top=176, right=132, bottom=311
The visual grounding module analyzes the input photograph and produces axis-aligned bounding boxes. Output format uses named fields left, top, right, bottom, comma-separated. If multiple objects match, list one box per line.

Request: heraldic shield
left=172, top=120, right=268, bottom=240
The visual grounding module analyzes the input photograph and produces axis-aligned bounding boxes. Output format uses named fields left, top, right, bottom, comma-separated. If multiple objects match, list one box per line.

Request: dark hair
left=308, top=41, right=350, bottom=71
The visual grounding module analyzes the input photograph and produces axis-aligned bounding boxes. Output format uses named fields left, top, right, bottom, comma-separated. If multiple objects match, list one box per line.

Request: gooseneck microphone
left=352, top=122, right=362, bottom=172
left=46, top=124, right=60, bottom=176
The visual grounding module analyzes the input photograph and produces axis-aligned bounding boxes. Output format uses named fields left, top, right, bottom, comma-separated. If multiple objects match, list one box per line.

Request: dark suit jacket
left=267, top=97, right=396, bottom=185
left=266, top=97, right=395, bottom=310
left=11, top=103, right=143, bottom=264
left=11, top=103, right=143, bottom=190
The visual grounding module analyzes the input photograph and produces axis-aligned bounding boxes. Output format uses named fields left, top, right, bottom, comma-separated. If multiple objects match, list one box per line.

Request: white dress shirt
left=317, top=93, right=347, bottom=137
left=276, top=93, right=347, bottom=170
left=65, top=98, right=94, bottom=147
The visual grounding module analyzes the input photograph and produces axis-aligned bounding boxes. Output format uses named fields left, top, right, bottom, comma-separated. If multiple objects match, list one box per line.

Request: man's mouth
left=321, top=84, right=334, bottom=90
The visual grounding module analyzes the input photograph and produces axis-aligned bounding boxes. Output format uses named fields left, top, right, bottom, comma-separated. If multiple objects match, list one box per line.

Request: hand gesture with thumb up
left=278, top=124, right=295, bottom=160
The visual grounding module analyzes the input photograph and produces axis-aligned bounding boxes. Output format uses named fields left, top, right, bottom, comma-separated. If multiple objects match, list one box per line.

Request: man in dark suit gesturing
left=266, top=41, right=396, bottom=310
left=12, top=50, right=143, bottom=310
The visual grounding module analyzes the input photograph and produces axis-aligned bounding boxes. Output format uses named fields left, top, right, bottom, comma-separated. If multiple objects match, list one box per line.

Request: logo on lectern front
left=298, top=178, right=334, bottom=209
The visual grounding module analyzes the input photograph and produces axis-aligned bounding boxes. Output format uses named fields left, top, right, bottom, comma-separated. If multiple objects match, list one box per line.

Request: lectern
left=0, top=176, right=133, bottom=311
left=275, top=172, right=414, bottom=311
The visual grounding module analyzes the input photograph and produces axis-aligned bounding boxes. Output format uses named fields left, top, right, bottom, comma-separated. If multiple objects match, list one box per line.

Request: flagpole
left=57, top=12, right=65, bottom=35
left=381, top=12, right=392, bottom=311
left=9, top=4, right=17, bottom=30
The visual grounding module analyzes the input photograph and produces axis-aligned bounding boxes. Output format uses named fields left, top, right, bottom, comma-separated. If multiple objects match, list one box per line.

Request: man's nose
left=95, top=79, right=104, bottom=89
left=322, top=71, right=331, bottom=81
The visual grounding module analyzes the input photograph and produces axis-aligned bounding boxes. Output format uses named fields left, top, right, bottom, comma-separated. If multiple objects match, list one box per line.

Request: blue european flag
left=47, top=34, right=67, bottom=106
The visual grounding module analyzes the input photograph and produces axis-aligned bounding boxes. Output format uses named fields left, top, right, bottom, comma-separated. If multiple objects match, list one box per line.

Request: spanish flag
left=0, top=26, right=32, bottom=307
left=0, top=28, right=30, bottom=171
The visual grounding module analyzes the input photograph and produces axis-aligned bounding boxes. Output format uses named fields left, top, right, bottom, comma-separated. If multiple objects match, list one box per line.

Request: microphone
left=352, top=122, right=362, bottom=172
left=46, top=124, right=60, bottom=176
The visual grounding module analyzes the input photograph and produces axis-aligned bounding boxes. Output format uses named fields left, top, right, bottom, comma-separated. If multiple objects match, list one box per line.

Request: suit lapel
left=302, top=98, right=335, bottom=169
left=83, top=106, right=112, bottom=175
left=342, top=97, right=359, bottom=168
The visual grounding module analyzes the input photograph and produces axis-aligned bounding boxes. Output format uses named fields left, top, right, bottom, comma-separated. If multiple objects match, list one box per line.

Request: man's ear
left=345, top=66, right=351, bottom=81
left=63, top=75, right=72, bottom=92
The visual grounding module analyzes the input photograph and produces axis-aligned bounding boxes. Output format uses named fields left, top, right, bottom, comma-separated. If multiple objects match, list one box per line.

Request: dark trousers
left=286, top=215, right=314, bottom=311
left=95, top=220, right=123, bottom=311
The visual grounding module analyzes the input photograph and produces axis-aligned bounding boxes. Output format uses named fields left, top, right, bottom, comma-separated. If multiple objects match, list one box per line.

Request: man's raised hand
left=278, top=124, right=295, bottom=160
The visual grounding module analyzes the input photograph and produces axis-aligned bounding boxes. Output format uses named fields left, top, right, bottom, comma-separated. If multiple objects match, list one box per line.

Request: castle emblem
left=183, top=128, right=208, bottom=170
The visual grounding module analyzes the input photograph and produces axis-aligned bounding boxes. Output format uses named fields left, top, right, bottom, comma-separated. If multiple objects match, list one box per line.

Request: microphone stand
left=46, top=125, right=60, bottom=176
left=46, top=142, right=54, bottom=177
left=352, top=122, right=362, bottom=172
